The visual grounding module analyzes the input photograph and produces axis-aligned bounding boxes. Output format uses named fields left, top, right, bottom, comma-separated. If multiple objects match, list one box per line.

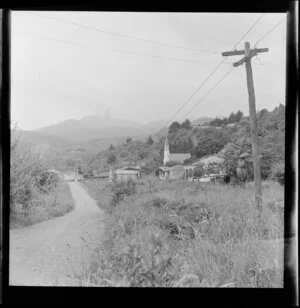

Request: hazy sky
left=11, top=11, right=286, bottom=130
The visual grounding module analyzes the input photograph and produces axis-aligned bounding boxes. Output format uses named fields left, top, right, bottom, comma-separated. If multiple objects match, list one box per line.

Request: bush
left=110, top=179, right=137, bottom=205
left=35, top=170, right=59, bottom=193
left=271, top=163, right=284, bottom=185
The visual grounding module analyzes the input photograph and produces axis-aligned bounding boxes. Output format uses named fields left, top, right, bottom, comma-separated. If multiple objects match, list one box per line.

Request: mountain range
left=19, top=115, right=213, bottom=153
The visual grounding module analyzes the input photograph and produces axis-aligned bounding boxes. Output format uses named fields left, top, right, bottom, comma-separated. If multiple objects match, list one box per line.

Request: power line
left=27, top=11, right=221, bottom=55
left=160, top=14, right=265, bottom=131
left=179, top=66, right=235, bottom=122
left=14, top=29, right=209, bottom=64
left=233, top=13, right=265, bottom=50
left=161, top=57, right=227, bottom=128
left=254, top=16, right=286, bottom=46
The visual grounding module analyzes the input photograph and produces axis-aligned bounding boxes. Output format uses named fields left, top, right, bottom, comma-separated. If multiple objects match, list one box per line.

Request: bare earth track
left=9, top=181, right=106, bottom=286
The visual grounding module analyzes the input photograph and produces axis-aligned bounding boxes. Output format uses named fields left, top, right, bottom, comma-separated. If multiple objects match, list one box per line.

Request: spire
left=163, top=131, right=170, bottom=166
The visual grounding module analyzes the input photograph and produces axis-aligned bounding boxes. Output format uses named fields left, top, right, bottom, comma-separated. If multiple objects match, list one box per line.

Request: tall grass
left=10, top=178, right=75, bottom=229
left=82, top=177, right=284, bottom=287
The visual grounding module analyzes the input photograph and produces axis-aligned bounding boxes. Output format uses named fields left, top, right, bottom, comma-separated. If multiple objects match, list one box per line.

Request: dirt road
left=9, top=181, right=106, bottom=286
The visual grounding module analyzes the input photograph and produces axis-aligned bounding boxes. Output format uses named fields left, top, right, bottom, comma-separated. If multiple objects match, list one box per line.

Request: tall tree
left=146, top=135, right=154, bottom=145
left=181, top=119, right=192, bottom=130
left=169, top=121, right=181, bottom=134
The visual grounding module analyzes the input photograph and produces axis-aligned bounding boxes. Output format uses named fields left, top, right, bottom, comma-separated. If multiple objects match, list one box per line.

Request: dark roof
left=156, top=167, right=171, bottom=172
left=169, top=153, right=191, bottom=163
left=121, top=166, right=140, bottom=170
left=170, top=165, right=185, bottom=171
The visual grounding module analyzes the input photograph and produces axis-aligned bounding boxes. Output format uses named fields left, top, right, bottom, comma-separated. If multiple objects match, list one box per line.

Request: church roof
left=169, top=153, right=191, bottom=163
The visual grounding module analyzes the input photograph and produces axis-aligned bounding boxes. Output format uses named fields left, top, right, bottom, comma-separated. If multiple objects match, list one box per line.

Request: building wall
left=115, top=173, right=138, bottom=182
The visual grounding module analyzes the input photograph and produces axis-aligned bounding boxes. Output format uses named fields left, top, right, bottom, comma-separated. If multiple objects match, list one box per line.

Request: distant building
left=113, top=166, right=140, bottom=182
left=155, top=165, right=186, bottom=180
left=193, top=155, right=226, bottom=176
left=169, top=165, right=186, bottom=180
left=163, top=135, right=191, bottom=165
left=155, top=166, right=171, bottom=179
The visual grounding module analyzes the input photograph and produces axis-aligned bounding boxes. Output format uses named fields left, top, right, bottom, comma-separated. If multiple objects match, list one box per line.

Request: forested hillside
left=83, top=104, right=284, bottom=182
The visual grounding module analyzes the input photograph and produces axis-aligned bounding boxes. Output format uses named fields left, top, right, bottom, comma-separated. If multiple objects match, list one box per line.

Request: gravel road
left=9, top=181, right=106, bottom=286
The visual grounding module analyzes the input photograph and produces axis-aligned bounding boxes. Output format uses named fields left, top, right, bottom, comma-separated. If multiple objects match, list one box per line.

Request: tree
left=168, top=121, right=181, bottom=134
left=235, top=110, right=244, bottom=122
left=126, top=137, right=132, bottom=143
left=10, top=128, right=47, bottom=212
left=181, top=119, right=192, bottom=130
left=193, top=164, right=205, bottom=178
left=146, top=135, right=154, bottom=146
left=77, top=165, right=83, bottom=174
left=109, top=144, right=115, bottom=151
left=107, top=153, right=117, bottom=165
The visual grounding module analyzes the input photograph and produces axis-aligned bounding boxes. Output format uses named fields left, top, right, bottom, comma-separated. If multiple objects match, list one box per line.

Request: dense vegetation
left=81, top=104, right=284, bottom=184
left=82, top=177, right=284, bottom=287
left=10, top=129, right=75, bottom=228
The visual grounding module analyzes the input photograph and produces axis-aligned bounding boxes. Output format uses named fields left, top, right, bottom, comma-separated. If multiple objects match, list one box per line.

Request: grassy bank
left=10, top=178, right=75, bottom=229
left=82, top=177, right=284, bottom=287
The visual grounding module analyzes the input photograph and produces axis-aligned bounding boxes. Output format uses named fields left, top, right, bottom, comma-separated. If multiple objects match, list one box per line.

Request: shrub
left=271, top=163, right=284, bottom=185
left=110, top=179, right=137, bottom=205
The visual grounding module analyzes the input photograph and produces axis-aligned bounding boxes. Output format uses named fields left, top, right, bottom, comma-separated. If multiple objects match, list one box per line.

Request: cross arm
left=222, top=48, right=269, bottom=57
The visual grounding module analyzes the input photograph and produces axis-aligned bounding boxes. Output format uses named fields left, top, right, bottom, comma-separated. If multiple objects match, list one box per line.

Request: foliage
left=146, top=135, right=154, bottom=146
left=193, top=164, right=205, bottom=177
left=10, top=127, right=75, bottom=227
left=34, top=170, right=59, bottom=193
left=191, top=128, right=230, bottom=159
left=209, top=110, right=244, bottom=127
left=271, top=163, right=284, bottom=186
left=10, top=129, right=47, bottom=211
left=109, top=144, right=115, bottom=151
left=168, top=121, right=181, bottom=134
left=110, top=179, right=137, bottom=205
left=181, top=119, right=192, bottom=130
left=107, top=153, right=117, bottom=165
left=82, top=178, right=284, bottom=288
left=126, top=137, right=133, bottom=143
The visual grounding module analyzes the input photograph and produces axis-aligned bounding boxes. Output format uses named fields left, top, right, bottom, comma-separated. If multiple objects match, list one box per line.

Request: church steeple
left=163, top=133, right=170, bottom=166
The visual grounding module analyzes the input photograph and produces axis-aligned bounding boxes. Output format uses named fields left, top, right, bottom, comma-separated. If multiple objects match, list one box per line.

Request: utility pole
left=222, top=42, right=269, bottom=212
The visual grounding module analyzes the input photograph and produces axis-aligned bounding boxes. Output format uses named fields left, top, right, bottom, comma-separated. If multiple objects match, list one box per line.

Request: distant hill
left=36, top=116, right=144, bottom=142
left=19, top=130, right=72, bottom=148
left=17, top=116, right=167, bottom=153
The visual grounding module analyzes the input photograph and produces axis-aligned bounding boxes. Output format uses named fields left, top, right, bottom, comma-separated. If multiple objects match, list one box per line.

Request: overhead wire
left=14, top=29, right=209, bottom=64
left=179, top=66, right=235, bottom=122
left=254, top=15, right=286, bottom=47
left=159, top=13, right=266, bottom=133
left=27, top=11, right=220, bottom=55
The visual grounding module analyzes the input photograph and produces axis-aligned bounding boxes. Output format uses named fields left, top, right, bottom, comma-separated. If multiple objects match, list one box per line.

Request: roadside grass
left=81, top=177, right=284, bottom=287
left=10, top=178, right=75, bottom=229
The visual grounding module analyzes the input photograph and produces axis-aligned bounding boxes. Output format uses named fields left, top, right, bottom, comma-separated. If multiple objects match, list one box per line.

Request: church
left=163, top=135, right=191, bottom=165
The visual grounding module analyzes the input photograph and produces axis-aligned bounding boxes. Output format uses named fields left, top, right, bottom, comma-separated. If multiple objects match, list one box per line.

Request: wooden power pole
left=222, top=42, right=269, bottom=212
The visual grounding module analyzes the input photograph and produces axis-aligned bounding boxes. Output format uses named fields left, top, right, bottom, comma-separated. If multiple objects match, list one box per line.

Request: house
left=226, top=123, right=236, bottom=128
left=155, top=166, right=171, bottom=179
left=155, top=165, right=186, bottom=180
left=169, top=165, right=186, bottom=180
left=113, top=166, right=140, bottom=182
left=193, top=155, right=226, bottom=176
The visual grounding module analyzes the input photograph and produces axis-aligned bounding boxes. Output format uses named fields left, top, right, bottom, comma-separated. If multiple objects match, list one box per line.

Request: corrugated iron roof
left=156, top=167, right=171, bottom=172
left=170, top=165, right=185, bottom=171
left=169, top=153, right=191, bottom=162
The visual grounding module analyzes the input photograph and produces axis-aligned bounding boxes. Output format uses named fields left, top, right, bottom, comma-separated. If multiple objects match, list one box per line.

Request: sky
left=11, top=11, right=287, bottom=130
